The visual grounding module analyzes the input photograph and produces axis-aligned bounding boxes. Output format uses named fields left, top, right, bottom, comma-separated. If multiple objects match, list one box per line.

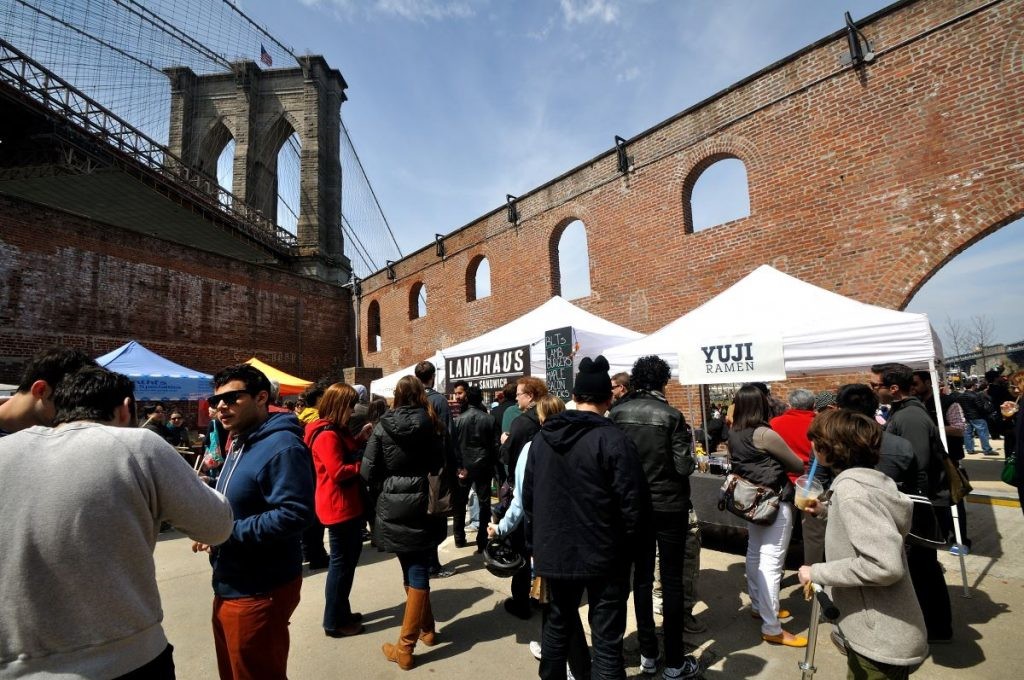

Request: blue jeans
left=397, top=550, right=432, bottom=590
left=964, top=418, right=993, bottom=453
left=541, top=571, right=629, bottom=680
left=324, top=518, right=364, bottom=630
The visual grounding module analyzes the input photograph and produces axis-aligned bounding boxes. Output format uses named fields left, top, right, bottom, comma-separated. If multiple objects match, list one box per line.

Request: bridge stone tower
left=164, top=56, right=350, bottom=282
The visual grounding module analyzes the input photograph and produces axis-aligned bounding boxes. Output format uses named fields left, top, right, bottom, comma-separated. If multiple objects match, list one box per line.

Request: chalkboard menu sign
left=545, top=326, right=574, bottom=400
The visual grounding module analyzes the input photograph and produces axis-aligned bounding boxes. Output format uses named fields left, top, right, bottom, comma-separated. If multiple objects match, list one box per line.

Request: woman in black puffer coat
left=361, top=375, right=446, bottom=671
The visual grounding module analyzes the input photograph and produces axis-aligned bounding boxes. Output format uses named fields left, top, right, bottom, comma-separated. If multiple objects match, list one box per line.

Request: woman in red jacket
left=305, top=382, right=373, bottom=637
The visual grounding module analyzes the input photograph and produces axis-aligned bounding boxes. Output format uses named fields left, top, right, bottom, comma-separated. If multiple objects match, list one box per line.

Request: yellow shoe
left=762, top=631, right=808, bottom=648
left=751, top=608, right=791, bottom=620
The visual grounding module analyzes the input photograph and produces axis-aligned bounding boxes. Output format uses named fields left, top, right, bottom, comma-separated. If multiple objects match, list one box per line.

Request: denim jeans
left=397, top=550, right=432, bottom=590
left=633, top=509, right=688, bottom=667
left=963, top=418, right=993, bottom=454
left=323, top=518, right=364, bottom=630
left=541, top=571, right=629, bottom=680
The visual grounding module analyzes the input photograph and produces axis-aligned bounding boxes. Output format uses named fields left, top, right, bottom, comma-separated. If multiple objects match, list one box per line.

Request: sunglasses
left=207, top=389, right=252, bottom=407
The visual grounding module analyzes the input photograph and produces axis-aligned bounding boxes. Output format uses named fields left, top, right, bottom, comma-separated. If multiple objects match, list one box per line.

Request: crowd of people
left=1, top=346, right=1022, bottom=680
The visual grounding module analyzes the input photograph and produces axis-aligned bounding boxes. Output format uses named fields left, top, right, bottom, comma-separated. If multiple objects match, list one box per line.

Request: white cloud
left=560, top=0, right=619, bottom=25
left=616, top=65, right=640, bottom=83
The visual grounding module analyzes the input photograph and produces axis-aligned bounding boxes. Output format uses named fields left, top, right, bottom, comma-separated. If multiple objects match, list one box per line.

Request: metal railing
left=0, top=36, right=298, bottom=255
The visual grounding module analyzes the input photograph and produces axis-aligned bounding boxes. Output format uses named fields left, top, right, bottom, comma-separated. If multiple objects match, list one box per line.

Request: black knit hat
left=573, top=355, right=612, bottom=402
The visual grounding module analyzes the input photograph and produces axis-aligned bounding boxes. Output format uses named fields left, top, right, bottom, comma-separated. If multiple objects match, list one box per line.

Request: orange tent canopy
left=245, top=357, right=313, bottom=396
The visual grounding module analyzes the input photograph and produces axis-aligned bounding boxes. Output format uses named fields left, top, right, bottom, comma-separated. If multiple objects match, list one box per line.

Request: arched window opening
left=215, top=138, right=235, bottom=207
left=467, top=256, right=491, bottom=301
left=276, top=132, right=301, bottom=235
left=554, top=219, right=591, bottom=300
left=906, top=215, right=1024, bottom=375
left=685, top=157, right=750, bottom=233
left=367, top=300, right=382, bottom=353
left=409, top=282, right=427, bottom=320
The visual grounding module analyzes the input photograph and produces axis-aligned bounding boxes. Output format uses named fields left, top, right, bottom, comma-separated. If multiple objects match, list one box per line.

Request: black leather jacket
left=456, top=404, right=496, bottom=476
left=609, top=390, right=694, bottom=513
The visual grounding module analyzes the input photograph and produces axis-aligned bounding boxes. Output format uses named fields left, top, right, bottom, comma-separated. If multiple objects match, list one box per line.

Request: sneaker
left=429, top=566, right=455, bottom=579
left=830, top=630, right=848, bottom=656
left=662, top=655, right=701, bottom=679
left=641, top=654, right=658, bottom=674
left=683, top=613, right=707, bottom=634
left=529, top=640, right=542, bottom=660
left=950, top=544, right=971, bottom=556
left=566, top=664, right=576, bottom=680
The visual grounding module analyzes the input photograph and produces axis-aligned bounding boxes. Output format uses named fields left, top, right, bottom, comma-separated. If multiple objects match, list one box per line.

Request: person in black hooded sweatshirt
left=523, top=356, right=682, bottom=680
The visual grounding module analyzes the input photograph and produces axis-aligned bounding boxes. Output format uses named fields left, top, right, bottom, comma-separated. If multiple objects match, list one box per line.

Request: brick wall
left=0, top=196, right=353, bottom=383
left=359, top=0, right=1024, bottom=402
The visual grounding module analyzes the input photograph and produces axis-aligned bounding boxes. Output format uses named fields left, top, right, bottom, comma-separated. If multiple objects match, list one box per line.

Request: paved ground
left=157, top=484, right=1022, bottom=680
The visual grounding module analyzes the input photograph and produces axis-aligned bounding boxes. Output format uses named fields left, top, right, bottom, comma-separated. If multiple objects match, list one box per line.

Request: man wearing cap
left=523, top=356, right=686, bottom=679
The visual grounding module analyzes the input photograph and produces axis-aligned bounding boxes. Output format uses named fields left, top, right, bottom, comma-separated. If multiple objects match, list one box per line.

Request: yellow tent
left=245, top=357, right=313, bottom=396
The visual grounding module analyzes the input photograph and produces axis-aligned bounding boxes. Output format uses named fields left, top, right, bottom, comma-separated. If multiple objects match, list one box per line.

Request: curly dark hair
left=630, top=355, right=671, bottom=392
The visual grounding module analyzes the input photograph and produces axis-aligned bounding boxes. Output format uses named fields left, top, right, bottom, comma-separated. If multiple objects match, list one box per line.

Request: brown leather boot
left=419, top=591, right=437, bottom=646
left=382, top=587, right=427, bottom=670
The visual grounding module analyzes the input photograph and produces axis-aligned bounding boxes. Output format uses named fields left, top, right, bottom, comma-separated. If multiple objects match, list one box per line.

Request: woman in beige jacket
left=799, top=409, right=928, bottom=679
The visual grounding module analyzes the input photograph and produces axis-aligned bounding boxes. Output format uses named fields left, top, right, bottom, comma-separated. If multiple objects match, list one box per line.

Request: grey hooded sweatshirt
left=809, top=467, right=928, bottom=667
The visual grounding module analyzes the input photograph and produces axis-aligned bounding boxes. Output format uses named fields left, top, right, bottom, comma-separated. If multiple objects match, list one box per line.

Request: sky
left=238, top=0, right=1023, bottom=347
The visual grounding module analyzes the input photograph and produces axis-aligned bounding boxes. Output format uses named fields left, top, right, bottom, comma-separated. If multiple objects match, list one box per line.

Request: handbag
left=942, top=455, right=973, bottom=505
left=1002, top=454, right=1018, bottom=487
left=718, top=473, right=781, bottom=526
left=904, top=493, right=946, bottom=549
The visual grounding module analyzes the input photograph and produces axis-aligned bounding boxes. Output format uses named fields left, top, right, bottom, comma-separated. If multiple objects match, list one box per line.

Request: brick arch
left=898, top=194, right=1024, bottom=311
left=465, top=253, right=489, bottom=301
left=678, top=135, right=762, bottom=234
left=547, top=215, right=592, bottom=299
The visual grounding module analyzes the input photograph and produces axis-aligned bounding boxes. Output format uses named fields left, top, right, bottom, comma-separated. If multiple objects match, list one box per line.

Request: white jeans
left=746, top=502, right=794, bottom=636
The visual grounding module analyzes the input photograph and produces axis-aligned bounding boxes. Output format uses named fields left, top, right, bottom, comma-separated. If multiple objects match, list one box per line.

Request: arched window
left=684, top=157, right=750, bottom=233
left=409, top=282, right=427, bottom=320
left=552, top=219, right=591, bottom=300
left=367, top=300, right=381, bottom=353
left=215, top=138, right=235, bottom=206
left=276, top=131, right=301, bottom=235
left=466, top=255, right=491, bottom=301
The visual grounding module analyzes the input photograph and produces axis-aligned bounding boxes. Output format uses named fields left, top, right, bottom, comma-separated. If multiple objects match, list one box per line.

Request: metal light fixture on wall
left=435, top=234, right=446, bottom=258
left=506, top=194, right=518, bottom=224
left=841, top=11, right=875, bottom=67
left=615, top=135, right=631, bottom=174
left=385, top=260, right=396, bottom=281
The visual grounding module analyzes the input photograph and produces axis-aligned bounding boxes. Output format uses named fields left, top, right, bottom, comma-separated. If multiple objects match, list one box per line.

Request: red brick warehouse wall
left=358, top=0, right=1024, bottom=379
left=0, top=196, right=353, bottom=383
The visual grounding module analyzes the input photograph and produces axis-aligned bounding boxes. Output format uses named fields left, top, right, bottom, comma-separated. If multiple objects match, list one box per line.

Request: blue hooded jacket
left=211, top=412, right=314, bottom=597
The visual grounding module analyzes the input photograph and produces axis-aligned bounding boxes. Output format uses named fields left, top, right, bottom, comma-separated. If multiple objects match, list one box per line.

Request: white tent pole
left=930, top=358, right=969, bottom=596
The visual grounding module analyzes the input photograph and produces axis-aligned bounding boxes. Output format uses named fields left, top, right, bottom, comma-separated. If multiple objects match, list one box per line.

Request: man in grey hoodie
left=0, top=366, right=234, bottom=678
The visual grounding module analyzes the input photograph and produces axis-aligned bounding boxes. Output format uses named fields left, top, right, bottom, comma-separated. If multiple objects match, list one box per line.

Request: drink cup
left=794, top=475, right=824, bottom=510
left=1001, top=401, right=1019, bottom=418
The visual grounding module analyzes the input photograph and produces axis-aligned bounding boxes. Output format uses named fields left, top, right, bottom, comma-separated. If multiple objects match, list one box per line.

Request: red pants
left=212, top=577, right=302, bottom=680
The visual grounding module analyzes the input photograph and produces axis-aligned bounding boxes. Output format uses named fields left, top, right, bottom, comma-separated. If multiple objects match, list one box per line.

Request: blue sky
left=240, top=0, right=1023, bottom=346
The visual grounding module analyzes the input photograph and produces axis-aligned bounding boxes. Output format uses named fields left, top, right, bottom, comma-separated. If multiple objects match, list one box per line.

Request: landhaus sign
left=678, top=334, right=786, bottom=384
left=445, top=346, right=531, bottom=392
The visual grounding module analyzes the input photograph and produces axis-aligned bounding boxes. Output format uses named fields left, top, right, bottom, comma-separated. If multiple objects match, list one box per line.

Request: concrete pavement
left=157, top=494, right=1022, bottom=679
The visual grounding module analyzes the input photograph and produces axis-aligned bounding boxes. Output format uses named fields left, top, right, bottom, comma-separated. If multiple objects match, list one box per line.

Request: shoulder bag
left=904, top=492, right=946, bottom=549
left=718, top=473, right=781, bottom=526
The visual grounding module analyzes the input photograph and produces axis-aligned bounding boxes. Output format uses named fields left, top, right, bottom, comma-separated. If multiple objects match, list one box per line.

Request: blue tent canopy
left=96, top=341, right=212, bottom=400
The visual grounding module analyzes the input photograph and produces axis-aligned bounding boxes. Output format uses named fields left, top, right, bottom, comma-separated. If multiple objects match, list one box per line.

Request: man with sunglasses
left=193, top=364, right=315, bottom=680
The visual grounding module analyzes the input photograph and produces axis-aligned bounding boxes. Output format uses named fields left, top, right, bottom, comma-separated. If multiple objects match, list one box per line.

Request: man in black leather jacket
left=453, top=386, right=496, bottom=552
left=609, top=355, right=701, bottom=676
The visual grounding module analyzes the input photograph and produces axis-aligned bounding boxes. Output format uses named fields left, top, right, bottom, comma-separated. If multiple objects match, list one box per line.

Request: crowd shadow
left=929, top=584, right=1010, bottom=669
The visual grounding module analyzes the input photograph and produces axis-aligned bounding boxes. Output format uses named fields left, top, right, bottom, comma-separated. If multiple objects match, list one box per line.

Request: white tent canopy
left=370, top=352, right=445, bottom=400
left=370, top=297, right=642, bottom=399
left=603, top=265, right=940, bottom=381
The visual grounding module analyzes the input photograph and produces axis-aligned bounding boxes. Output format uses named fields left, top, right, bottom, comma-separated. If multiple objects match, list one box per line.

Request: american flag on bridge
left=260, top=43, right=273, bottom=67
